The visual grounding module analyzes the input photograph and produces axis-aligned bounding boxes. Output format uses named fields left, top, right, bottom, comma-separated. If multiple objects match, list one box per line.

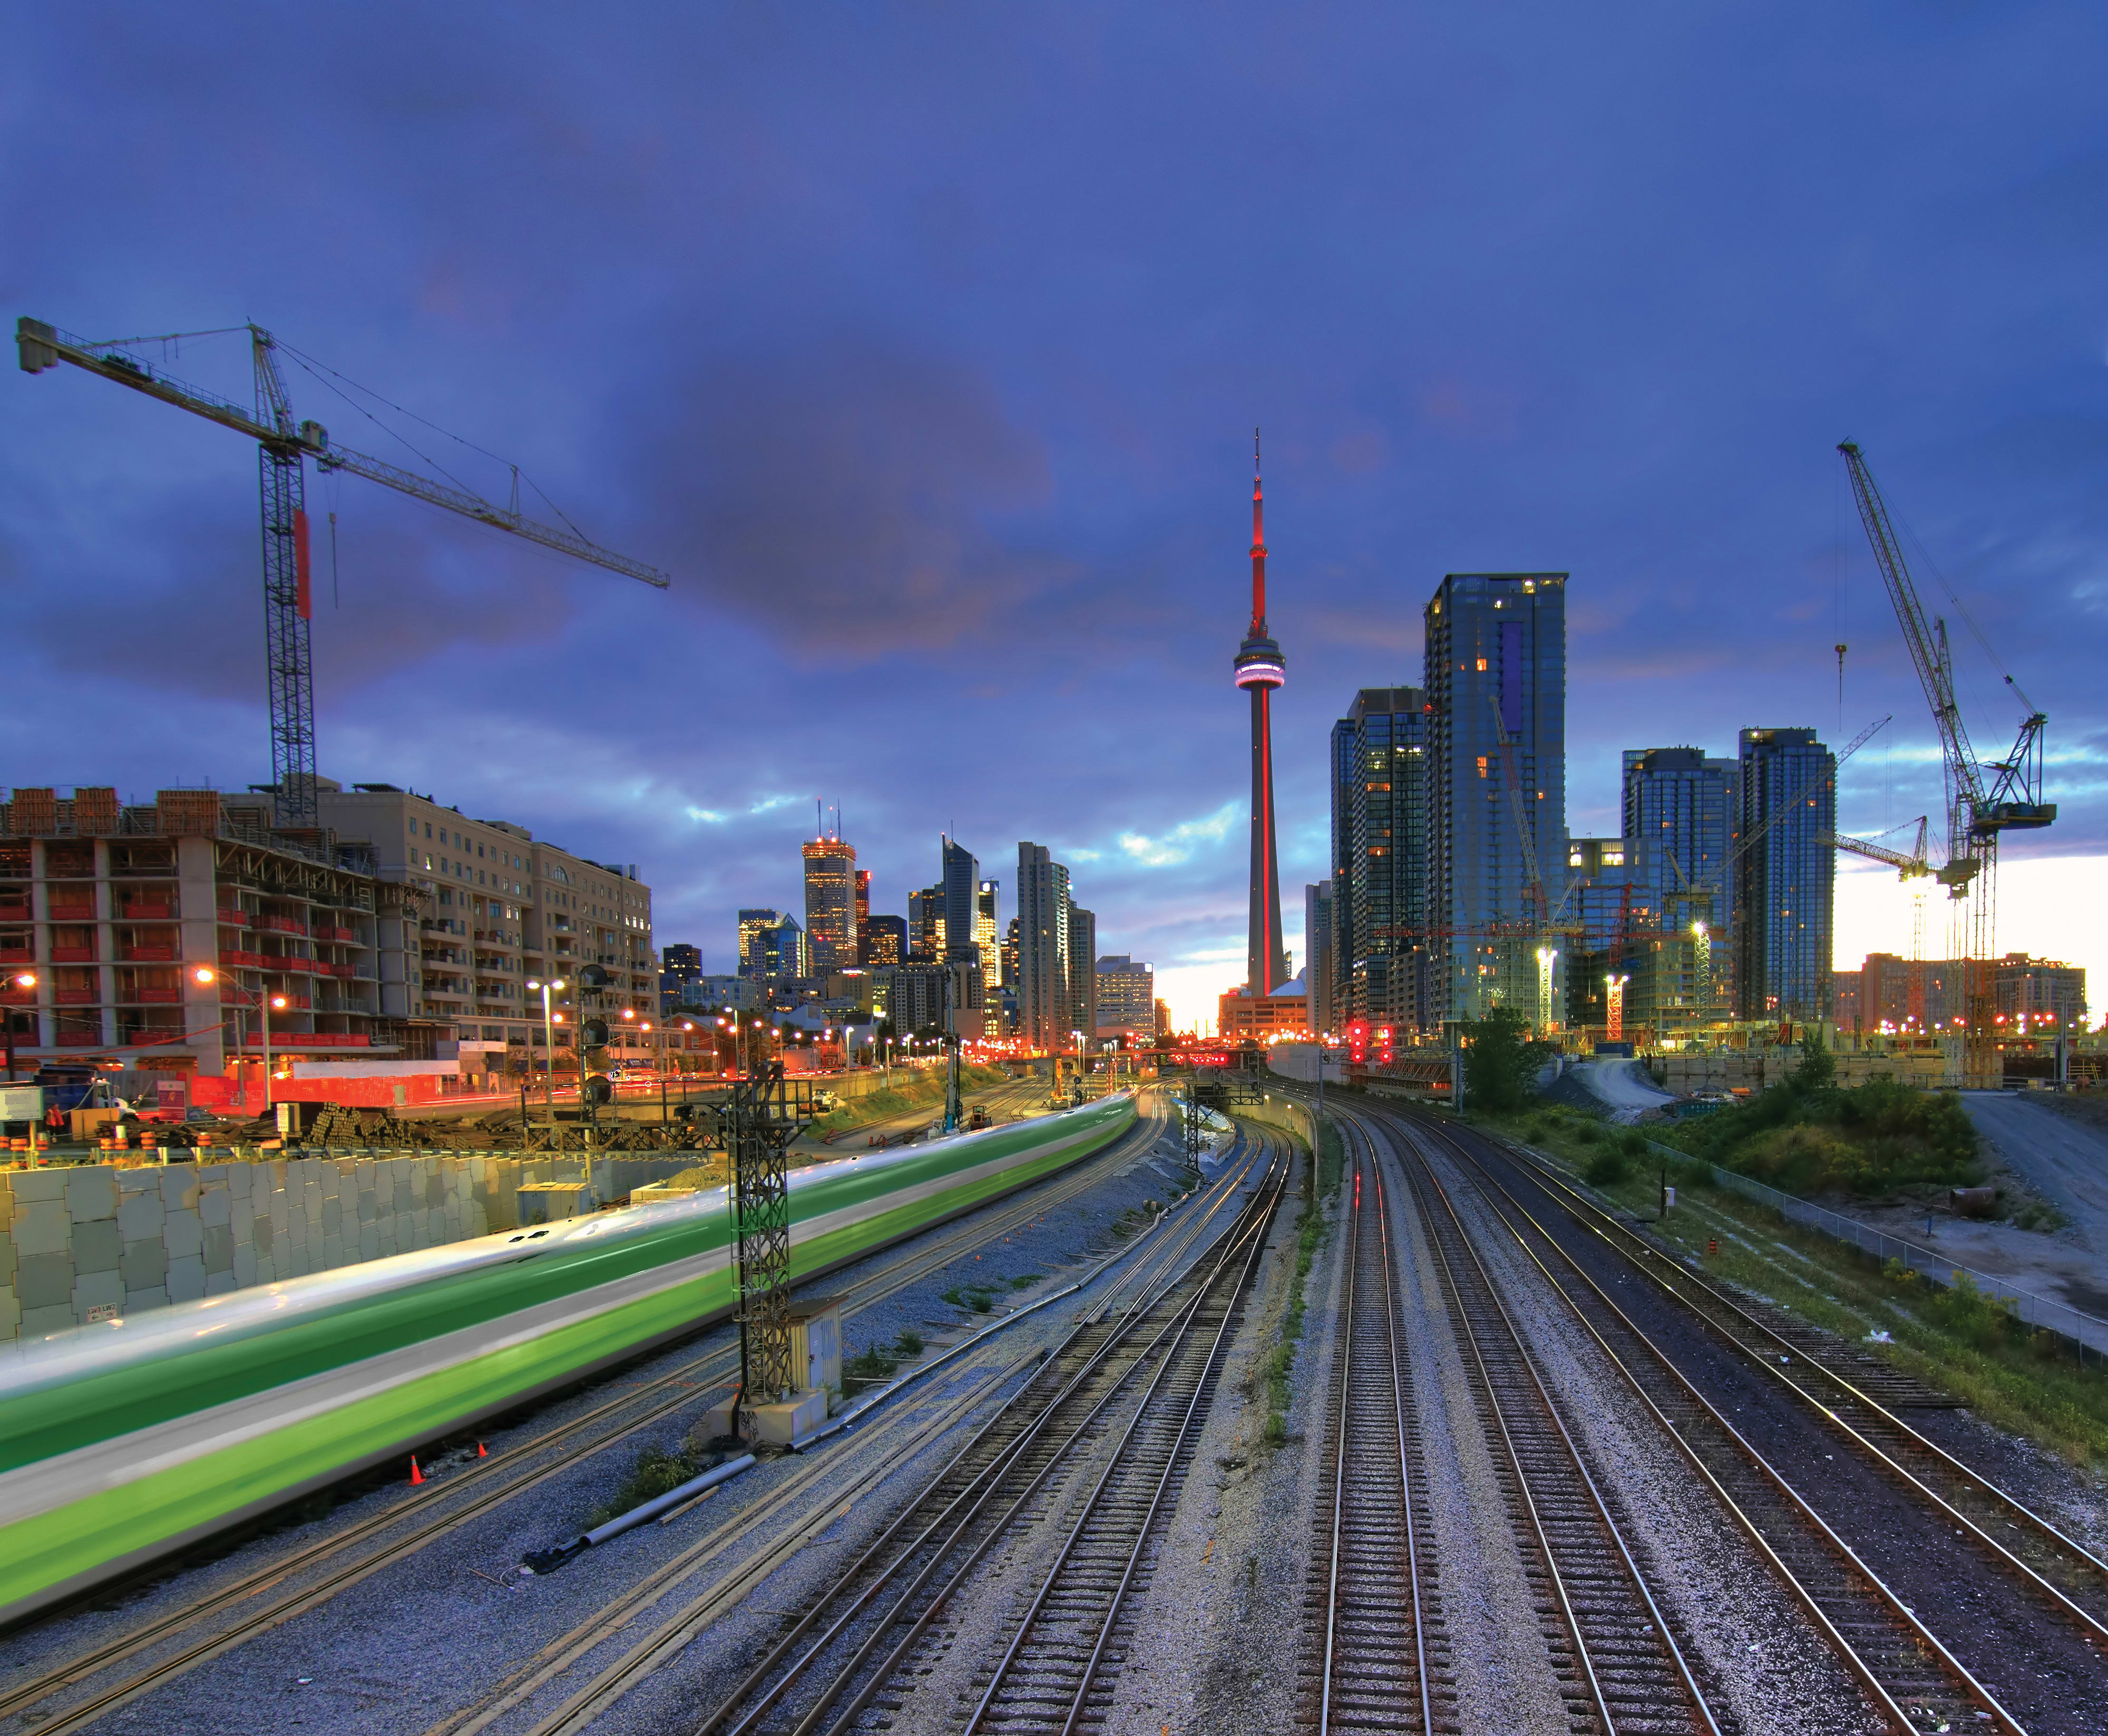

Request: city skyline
left=7, top=6, right=2106, bottom=1032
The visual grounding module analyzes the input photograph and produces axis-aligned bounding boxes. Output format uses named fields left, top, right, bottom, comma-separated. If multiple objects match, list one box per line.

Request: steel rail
left=1309, top=1124, right=1434, bottom=1735
left=957, top=1138, right=1277, bottom=1736
left=1466, top=1115, right=2108, bottom=1643
left=1379, top=1111, right=1720, bottom=1735
left=677, top=1142, right=1287, bottom=1736
left=1395, top=1107, right=2023, bottom=1734
left=0, top=1098, right=1181, bottom=1735
left=505, top=1137, right=1287, bottom=1736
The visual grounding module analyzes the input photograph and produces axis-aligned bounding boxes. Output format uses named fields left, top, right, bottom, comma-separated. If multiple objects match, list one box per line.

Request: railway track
left=1448, top=1113, right=2108, bottom=1651
left=1372, top=1112, right=1720, bottom=1736
left=649, top=1135, right=1288, bottom=1736
left=0, top=1095, right=1186, bottom=1736
left=1383, top=1105, right=2024, bottom=1734
left=420, top=1127, right=1285, bottom=1736
left=1301, top=1131, right=1443, bottom=1735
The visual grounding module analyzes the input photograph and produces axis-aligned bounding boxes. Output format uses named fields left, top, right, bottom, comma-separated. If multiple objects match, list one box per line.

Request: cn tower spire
left=1233, top=429, right=1288, bottom=1001
left=1250, top=427, right=1267, bottom=635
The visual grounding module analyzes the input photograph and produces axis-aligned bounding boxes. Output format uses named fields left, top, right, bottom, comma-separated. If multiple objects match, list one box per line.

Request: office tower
left=1017, top=842, right=1072, bottom=1051
left=1066, top=905, right=1097, bottom=1046
left=1095, top=955, right=1155, bottom=1038
left=738, top=909, right=782, bottom=981
left=1303, top=881, right=1335, bottom=1036
left=941, top=837, right=980, bottom=969
left=976, top=880, right=1001, bottom=991
left=1329, top=685, right=1429, bottom=1034
left=1735, top=727, right=1836, bottom=1022
left=1423, top=573, right=1568, bottom=1024
left=1233, top=439, right=1290, bottom=998
left=907, top=886, right=945, bottom=962
left=1623, top=747, right=1739, bottom=937
left=855, top=867, right=871, bottom=925
left=860, top=912, right=905, bottom=969
left=660, top=941, right=702, bottom=1016
left=1002, top=917, right=1020, bottom=989
left=802, top=829, right=857, bottom=973
left=759, top=913, right=811, bottom=982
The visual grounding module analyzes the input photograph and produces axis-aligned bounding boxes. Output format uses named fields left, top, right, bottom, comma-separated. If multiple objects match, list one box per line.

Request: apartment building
left=313, top=782, right=656, bottom=1053
left=0, top=785, right=411, bottom=1078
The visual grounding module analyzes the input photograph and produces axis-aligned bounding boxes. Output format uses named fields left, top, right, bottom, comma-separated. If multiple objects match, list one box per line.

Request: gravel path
left=1385, top=1148, right=1572, bottom=1735
left=1115, top=1143, right=1336, bottom=1736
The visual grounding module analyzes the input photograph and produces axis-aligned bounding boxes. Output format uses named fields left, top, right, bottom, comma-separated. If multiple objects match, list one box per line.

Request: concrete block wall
left=0, top=1152, right=698, bottom=1343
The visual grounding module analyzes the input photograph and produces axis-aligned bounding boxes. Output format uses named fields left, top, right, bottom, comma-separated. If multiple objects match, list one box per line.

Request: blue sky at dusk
left=6, top=4, right=2107, bottom=1029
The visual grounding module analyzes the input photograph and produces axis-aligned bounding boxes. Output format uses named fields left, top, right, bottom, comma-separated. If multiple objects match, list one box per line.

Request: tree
left=1791, top=1028, right=1836, bottom=1095
left=1461, top=1004, right=1549, bottom=1116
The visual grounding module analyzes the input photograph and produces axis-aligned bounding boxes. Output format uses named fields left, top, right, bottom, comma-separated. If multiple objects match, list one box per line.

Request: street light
left=193, top=967, right=289, bottom=1113
left=526, top=978, right=567, bottom=1126
left=3, top=970, right=36, bottom=1083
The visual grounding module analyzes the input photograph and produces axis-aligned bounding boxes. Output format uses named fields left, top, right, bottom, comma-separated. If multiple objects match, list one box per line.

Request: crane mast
left=1837, top=441, right=2054, bottom=1086
left=17, top=316, right=668, bottom=826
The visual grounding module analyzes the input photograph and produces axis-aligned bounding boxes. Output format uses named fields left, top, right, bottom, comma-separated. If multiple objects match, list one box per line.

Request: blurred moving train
left=0, top=1091, right=1139, bottom=1626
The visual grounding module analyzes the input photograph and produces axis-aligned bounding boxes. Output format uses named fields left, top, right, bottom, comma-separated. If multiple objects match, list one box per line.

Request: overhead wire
left=274, top=339, right=598, bottom=547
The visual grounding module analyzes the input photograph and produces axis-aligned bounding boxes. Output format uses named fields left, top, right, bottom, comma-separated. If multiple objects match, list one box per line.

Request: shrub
left=1584, top=1147, right=1631, bottom=1187
left=1573, top=1120, right=1603, bottom=1145
left=1921, top=1270, right=2021, bottom=1352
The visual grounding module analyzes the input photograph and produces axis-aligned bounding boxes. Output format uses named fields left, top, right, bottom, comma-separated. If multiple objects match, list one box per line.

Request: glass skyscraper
left=1328, top=686, right=1429, bottom=1033
left=1734, top=727, right=1837, bottom=1022
left=1423, top=573, right=1568, bottom=1024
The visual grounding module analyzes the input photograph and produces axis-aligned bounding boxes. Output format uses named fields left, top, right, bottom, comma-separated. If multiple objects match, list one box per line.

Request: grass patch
left=1258, top=1121, right=1345, bottom=1448
left=586, top=1443, right=720, bottom=1528
left=1008, top=1273, right=1040, bottom=1290
left=810, top=1064, right=1009, bottom=1136
left=940, top=1284, right=999, bottom=1313
left=1488, top=1114, right=2108, bottom=1467
left=843, top=1327, right=933, bottom=1387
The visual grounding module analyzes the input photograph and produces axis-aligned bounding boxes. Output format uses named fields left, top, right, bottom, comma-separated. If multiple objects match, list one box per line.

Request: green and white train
left=0, top=1091, right=1139, bottom=1626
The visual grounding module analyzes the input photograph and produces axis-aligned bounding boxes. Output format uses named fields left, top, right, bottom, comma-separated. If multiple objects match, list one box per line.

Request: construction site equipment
left=1839, top=441, right=2054, bottom=1083
left=16, top=318, right=668, bottom=825
left=1823, top=818, right=1934, bottom=1032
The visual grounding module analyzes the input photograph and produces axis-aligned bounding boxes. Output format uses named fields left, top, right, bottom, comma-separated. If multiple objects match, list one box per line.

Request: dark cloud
left=4, top=1, right=2107, bottom=1018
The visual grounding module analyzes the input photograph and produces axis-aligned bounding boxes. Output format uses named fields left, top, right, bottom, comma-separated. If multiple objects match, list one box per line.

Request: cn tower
left=1234, top=432, right=1289, bottom=999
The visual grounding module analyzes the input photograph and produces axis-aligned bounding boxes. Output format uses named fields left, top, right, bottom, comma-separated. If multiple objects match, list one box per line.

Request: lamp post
left=193, top=968, right=288, bottom=1117
left=526, top=978, right=567, bottom=1128
left=4, top=971, right=35, bottom=1083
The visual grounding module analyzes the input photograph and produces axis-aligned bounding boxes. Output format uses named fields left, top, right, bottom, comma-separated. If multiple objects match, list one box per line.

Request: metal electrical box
left=785, top=1296, right=843, bottom=1397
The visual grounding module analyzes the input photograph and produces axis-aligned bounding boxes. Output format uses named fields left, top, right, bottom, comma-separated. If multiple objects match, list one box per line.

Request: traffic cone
left=409, top=1456, right=424, bottom=1485
left=476, top=1442, right=488, bottom=1458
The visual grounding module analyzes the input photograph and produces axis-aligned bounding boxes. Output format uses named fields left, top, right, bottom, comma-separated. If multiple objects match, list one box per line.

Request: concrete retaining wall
left=0, top=1152, right=700, bottom=1343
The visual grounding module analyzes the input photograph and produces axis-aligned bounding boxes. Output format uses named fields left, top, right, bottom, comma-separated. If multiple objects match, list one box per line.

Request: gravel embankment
left=1449, top=1123, right=2108, bottom=1735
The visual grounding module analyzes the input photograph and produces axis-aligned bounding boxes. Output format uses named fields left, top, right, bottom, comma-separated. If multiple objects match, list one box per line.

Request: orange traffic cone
left=409, top=1456, right=424, bottom=1485
left=476, top=1442, right=488, bottom=1458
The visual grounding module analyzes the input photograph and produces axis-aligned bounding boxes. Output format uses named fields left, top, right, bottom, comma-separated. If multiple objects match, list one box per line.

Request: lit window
left=1476, top=757, right=1488, bottom=778
left=1476, top=657, right=1488, bottom=672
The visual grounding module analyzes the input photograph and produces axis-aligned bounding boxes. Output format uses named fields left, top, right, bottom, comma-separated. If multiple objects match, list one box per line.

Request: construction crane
left=16, top=317, right=668, bottom=826
left=1822, top=817, right=1934, bottom=1032
left=1821, top=815, right=1930, bottom=881
left=1838, top=440, right=2054, bottom=1083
